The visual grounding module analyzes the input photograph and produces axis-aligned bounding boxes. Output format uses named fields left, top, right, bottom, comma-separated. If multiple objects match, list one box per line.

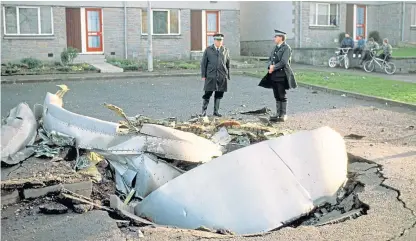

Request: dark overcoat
left=258, top=42, right=297, bottom=90
left=201, top=45, right=230, bottom=92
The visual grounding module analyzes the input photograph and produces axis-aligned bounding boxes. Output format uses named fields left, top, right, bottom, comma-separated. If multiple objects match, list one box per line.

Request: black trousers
left=203, top=91, right=224, bottom=100
left=378, top=54, right=391, bottom=61
left=271, top=80, right=287, bottom=102
left=353, top=48, right=363, bottom=55
left=360, top=50, right=371, bottom=64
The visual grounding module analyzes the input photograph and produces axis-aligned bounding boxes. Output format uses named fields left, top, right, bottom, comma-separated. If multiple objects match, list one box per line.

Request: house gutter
left=401, top=1, right=405, bottom=42
left=124, top=1, right=128, bottom=59
left=299, top=1, right=302, bottom=48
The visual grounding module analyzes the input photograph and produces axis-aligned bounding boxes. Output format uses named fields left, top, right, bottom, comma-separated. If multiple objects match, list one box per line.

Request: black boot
left=201, top=99, right=209, bottom=116
left=269, top=101, right=281, bottom=122
left=279, top=101, right=288, bottom=122
left=213, top=98, right=222, bottom=117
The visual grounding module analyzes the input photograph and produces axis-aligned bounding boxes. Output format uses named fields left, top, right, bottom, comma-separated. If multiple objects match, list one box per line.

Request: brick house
left=240, top=1, right=416, bottom=56
left=1, top=1, right=240, bottom=63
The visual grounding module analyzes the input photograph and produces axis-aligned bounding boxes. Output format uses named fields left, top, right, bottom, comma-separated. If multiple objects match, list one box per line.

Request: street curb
left=0, top=71, right=247, bottom=85
left=242, top=72, right=416, bottom=111
left=1, top=72, right=199, bottom=84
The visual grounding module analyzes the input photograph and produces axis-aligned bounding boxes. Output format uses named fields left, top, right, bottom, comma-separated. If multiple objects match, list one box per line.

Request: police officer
left=200, top=33, right=230, bottom=117
left=259, top=29, right=297, bottom=122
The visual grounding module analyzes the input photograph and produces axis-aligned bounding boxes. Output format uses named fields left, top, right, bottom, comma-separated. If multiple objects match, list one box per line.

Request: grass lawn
left=247, top=70, right=416, bottom=104
left=392, top=47, right=416, bottom=58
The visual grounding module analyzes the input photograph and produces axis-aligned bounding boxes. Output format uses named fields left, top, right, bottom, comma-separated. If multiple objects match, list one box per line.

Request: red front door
left=85, top=8, right=103, bottom=52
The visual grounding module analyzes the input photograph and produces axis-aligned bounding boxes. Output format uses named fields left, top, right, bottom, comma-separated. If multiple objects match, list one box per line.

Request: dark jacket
left=357, top=39, right=365, bottom=49
left=258, top=42, right=297, bottom=90
left=201, top=45, right=230, bottom=92
left=341, top=37, right=354, bottom=48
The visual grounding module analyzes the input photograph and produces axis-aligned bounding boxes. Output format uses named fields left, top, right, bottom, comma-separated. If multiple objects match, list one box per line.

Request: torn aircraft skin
left=42, top=92, right=222, bottom=163
left=1, top=103, right=37, bottom=165
left=135, top=127, right=348, bottom=235
left=98, top=152, right=183, bottom=199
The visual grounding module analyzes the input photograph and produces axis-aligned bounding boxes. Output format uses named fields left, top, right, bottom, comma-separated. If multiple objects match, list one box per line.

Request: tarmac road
left=0, top=75, right=410, bottom=121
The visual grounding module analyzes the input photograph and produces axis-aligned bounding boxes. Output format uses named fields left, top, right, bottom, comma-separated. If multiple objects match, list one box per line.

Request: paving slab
left=1, top=157, right=88, bottom=191
left=1, top=210, right=124, bottom=241
left=91, top=62, right=123, bottom=73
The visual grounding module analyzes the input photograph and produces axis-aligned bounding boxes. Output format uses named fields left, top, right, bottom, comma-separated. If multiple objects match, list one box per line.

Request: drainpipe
left=124, top=1, right=128, bottom=59
left=401, top=1, right=405, bottom=42
left=299, top=1, right=302, bottom=48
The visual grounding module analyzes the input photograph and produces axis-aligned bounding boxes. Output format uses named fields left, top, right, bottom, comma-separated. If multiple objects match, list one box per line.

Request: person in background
left=341, top=33, right=354, bottom=49
left=379, top=38, right=393, bottom=62
left=340, top=33, right=354, bottom=56
left=359, top=37, right=379, bottom=65
left=353, top=35, right=365, bottom=58
left=200, top=33, right=230, bottom=117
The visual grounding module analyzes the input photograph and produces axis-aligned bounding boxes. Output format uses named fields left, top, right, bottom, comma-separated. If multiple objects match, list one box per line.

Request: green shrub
left=61, top=47, right=79, bottom=65
left=56, top=66, right=72, bottom=72
left=369, top=31, right=381, bottom=43
left=177, top=62, right=199, bottom=69
left=123, top=65, right=139, bottom=71
left=21, top=58, right=42, bottom=69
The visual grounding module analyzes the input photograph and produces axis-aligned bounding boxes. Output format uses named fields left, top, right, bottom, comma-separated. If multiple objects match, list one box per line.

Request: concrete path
left=90, top=62, right=124, bottom=73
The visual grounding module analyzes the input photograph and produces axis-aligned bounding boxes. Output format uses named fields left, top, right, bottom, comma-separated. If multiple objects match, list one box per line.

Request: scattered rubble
left=39, top=203, right=69, bottom=214
left=0, top=85, right=372, bottom=236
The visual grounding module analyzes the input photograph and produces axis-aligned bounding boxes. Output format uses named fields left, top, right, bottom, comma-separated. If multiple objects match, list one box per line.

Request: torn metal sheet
left=211, top=127, right=231, bottom=146
left=43, top=92, right=132, bottom=150
left=135, top=127, right=348, bottom=235
left=1, top=103, right=37, bottom=165
left=140, top=124, right=222, bottom=162
left=43, top=93, right=222, bottom=163
left=100, top=152, right=183, bottom=199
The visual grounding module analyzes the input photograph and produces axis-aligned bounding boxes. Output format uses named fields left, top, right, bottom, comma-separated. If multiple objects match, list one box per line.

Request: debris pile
left=1, top=85, right=367, bottom=236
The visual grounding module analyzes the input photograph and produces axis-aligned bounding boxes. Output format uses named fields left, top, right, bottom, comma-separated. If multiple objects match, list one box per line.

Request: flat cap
left=213, top=33, right=224, bottom=40
left=274, top=29, right=286, bottom=36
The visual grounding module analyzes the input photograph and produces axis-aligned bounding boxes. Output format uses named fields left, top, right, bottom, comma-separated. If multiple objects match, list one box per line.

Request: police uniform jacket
left=258, top=42, right=297, bottom=90
left=201, top=45, right=230, bottom=92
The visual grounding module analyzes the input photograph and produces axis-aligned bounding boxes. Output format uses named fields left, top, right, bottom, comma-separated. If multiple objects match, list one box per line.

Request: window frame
left=2, top=6, right=54, bottom=36
left=411, top=5, right=416, bottom=27
left=141, top=8, right=181, bottom=36
left=310, top=2, right=339, bottom=27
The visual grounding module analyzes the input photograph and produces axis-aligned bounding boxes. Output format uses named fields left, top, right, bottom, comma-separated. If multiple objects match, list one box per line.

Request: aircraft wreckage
left=1, top=85, right=348, bottom=235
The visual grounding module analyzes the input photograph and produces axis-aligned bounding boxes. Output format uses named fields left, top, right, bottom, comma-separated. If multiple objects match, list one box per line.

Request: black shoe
left=279, top=102, right=288, bottom=122
left=201, top=99, right=209, bottom=116
left=269, top=101, right=281, bottom=122
left=213, top=98, right=222, bottom=117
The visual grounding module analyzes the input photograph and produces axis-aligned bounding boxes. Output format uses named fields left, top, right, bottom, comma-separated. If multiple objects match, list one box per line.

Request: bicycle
left=328, top=48, right=351, bottom=69
left=362, top=51, right=396, bottom=75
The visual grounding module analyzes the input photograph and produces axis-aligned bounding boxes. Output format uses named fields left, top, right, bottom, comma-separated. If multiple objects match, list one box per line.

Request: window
left=3, top=6, right=53, bottom=35
left=412, top=5, right=416, bottom=26
left=206, top=11, right=219, bottom=47
left=309, top=3, right=339, bottom=26
left=141, top=9, right=180, bottom=35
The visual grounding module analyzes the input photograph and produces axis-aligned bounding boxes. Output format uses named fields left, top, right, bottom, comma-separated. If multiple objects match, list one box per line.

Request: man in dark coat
left=200, top=33, right=230, bottom=117
left=259, top=29, right=297, bottom=122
